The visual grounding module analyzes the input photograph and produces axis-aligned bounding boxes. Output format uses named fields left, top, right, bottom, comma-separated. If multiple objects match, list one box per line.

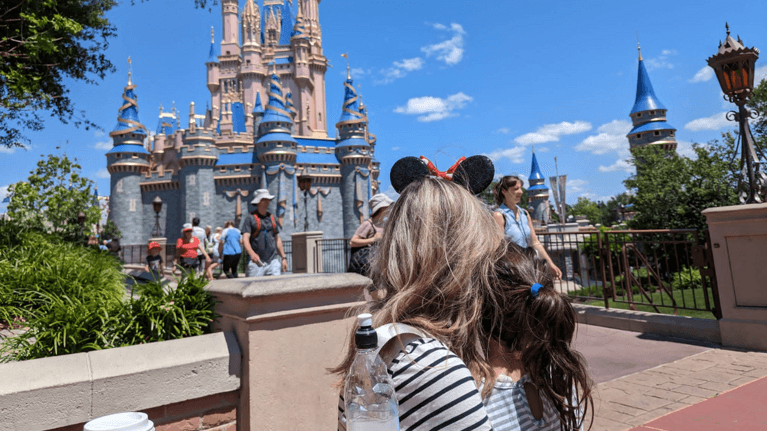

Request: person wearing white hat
left=348, top=193, right=394, bottom=274
left=241, top=189, right=287, bottom=277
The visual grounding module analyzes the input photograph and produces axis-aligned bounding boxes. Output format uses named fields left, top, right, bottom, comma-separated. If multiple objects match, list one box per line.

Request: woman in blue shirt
left=492, top=175, right=562, bottom=279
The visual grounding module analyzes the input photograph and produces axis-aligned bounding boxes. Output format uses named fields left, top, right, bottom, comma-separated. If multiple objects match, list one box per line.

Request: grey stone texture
left=0, top=331, right=241, bottom=430
left=110, top=171, right=144, bottom=246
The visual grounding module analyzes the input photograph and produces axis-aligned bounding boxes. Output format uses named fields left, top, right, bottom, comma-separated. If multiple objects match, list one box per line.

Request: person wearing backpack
left=241, top=189, right=287, bottom=277
left=347, top=193, right=393, bottom=275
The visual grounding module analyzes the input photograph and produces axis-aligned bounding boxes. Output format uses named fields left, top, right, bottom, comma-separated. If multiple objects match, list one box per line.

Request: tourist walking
left=241, top=189, right=287, bottom=277
left=492, top=175, right=562, bottom=279
left=173, top=223, right=211, bottom=276
left=219, top=220, right=242, bottom=278
left=205, top=226, right=222, bottom=280
left=347, top=193, right=393, bottom=275
left=191, top=217, right=207, bottom=275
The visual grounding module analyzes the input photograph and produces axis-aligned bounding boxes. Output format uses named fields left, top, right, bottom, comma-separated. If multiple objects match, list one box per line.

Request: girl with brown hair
left=334, top=176, right=506, bottom=430
left=492, top=175, right=562, bottom=279
left=482, top=243, right=593, bottom=430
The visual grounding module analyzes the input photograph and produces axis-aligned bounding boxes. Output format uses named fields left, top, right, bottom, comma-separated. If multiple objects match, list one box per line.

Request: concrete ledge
left=574, top=304, right=721, bottom=344
left=0, top=331, right=241, bottom=431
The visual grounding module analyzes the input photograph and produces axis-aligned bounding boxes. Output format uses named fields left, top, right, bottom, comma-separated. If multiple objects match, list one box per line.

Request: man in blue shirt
left=219, top=220, right=242, bottom=278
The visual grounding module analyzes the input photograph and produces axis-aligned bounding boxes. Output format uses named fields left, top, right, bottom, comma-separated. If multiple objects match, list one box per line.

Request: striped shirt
left=339, top=338, right=493, bottom=431
left=482, top=374, right=573, bottom=431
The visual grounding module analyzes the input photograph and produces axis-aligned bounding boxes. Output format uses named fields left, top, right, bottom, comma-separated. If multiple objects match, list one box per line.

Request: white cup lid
left=84, top=412, right=154, bottom=431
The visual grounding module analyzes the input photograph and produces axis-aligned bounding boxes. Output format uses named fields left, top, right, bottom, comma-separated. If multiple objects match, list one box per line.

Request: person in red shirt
left=173, top=223, right=211, bottom=276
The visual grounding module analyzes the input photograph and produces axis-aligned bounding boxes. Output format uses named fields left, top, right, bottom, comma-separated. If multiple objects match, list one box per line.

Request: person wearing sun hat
left=144, top=241, right=163, bottom=279
left=348, top=193, right=394, bottom=274
left=173, top=223, right=211, bottom=276
left=242, top=189, right=288, bottom=277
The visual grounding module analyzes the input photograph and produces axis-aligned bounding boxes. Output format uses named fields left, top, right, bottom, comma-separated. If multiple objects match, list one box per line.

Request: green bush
left=670, top=266, right=702, bottom=291
left=0, top=220, right=219, bottom=362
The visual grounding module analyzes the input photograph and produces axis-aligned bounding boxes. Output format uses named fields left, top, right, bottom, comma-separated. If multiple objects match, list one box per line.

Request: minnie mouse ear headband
left=390, top=155, right=495, bottom=195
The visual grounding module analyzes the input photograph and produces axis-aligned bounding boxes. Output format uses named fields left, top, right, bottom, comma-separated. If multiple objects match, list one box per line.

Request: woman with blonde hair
left=334, top=175, right=506, bottom=430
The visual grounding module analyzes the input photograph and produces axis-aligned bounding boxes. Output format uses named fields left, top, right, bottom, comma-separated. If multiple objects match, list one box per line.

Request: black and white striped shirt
left=339, top=338, right=493, bottom=431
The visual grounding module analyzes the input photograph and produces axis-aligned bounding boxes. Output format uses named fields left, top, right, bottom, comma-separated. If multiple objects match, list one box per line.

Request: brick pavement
left=586, top=347, right=767, bottom=431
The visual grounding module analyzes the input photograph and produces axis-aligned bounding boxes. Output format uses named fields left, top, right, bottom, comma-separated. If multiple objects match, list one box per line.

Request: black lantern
left=707, top=24, right=767, bottom=204
left=151, top=196, right=163, bottom=237
left=77, top=212, right=86, bottom=225
left=298, top=173, right=313, bottom=231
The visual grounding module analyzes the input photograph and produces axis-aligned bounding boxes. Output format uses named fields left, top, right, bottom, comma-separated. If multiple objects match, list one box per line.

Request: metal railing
left=315, top=238, right=351, bottom=273
left=538, top=228, right=719, bottom=317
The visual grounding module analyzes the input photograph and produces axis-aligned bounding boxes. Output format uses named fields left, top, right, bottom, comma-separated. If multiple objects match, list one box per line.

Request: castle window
left=189, top=174, right=196, bottom=186
left=116, top=154, right=122, bottom=159
left=116, top=179, right=123, bottom=193
left=234, top=166, right=241, bottom=171
left=670, top=131, right=675, bottom=137
left=129, top=199, right=136, bottom=212
left=203, top=192, right=210, bottom=206
left=318, top=113, right=322, bottom=123
left=654, top=131, right=661, bottom=136
left=636, top=113, right=642, bottom=118
left=226, top=50, right=230, bottom=55
left=650, top=110, right=655, bottom=115
left=636, top=133, right=642, bottom=139
left=246, top=60, right=251, bottom=65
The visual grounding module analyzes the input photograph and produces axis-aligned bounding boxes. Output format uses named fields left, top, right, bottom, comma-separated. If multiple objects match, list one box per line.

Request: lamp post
left=707, top=23, right=767, bottom=204
left=151, top=196, right=163, bottom=237
left=298, top=173, right=313, bottom=232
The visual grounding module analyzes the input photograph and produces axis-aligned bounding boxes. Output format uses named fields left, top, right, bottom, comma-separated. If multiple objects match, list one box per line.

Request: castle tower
left=335, top=69, right=372, bottom=238
left=627, top=45, right=678, bottom=152
left=206, top=27, right=222, bottom=131
left=252, top=91, right=265, bottom=133
left=256, top=71, right=298, bottom=227
left=240, top=0, right=264, bottom=118
left=178, top=118, right=219, bottom=228
left=527, top=149, right=550, bottom=224
left=107, top=60, right=150, bottom=245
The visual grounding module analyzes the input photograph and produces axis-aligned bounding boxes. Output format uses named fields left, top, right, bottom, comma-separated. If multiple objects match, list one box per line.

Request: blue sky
left=2, top=0, right=766, bottom=211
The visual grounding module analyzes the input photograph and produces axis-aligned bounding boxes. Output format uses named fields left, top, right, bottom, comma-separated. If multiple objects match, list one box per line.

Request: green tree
left=0, top=0, right=120, bottom=149
left=569, top=197, right=602, bottom=225
left=7, top=153, right=101, bottom=239
left=624, top=143, right=738, bottom=232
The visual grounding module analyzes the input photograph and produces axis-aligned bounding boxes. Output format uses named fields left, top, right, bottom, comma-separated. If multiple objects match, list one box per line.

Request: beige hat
left=251, top=189, right=275, bottom=205
left=369, top=193, right=394, bottom=216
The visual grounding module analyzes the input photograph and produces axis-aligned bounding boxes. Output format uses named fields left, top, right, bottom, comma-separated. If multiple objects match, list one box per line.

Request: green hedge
left=0, top=221, right=218, bottom=362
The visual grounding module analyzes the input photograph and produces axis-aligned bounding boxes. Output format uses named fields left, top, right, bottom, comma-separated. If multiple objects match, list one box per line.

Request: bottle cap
left=355, top=313, right=377, bottom=349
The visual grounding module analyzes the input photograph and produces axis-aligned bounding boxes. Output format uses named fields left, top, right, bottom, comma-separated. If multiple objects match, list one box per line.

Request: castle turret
left=206, top=27, right=222, bottom=122
left=252, top=91, right=265, bottom=133
left=335, top=69, right=372, bottom=237
left=627, top=45, right=678, bottom=152
left=107, top=59, right=150, bottom=245
left=527, top=149, right=550, bottom=224
left=179, top=109, right=219, bottom=228
left=221, top=0, right=241, bottom=58
left=240, top=0, right=264, bottom=117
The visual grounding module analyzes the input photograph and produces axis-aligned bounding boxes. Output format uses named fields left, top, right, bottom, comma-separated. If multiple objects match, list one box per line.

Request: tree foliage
left=624, top=143, right=738, bottom=232
left=569, top=197, right=602, bottom=225
left=6, top=153, right=102, bottom=239
left=0, top=0, right=119, bottom=149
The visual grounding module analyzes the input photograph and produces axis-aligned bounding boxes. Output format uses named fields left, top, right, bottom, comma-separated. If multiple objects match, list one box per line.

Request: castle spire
left=110, top=58, right=147, bottom=139
left=627, top=47, right=677, bottom=152
left=127, top=56, right=132, bottom=85
left=527, top=148, right=549, bottom=224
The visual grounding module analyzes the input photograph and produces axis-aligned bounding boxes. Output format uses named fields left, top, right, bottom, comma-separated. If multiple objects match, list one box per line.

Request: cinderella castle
left=106, top=0, right=380, bottom=245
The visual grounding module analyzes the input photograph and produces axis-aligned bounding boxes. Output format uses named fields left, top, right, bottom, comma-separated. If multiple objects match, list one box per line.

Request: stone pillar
left=291, top=231, right=324, bottom=273
left=206, top=273, right=371, bottom=431
left=702, top=203, right=767, bottom=351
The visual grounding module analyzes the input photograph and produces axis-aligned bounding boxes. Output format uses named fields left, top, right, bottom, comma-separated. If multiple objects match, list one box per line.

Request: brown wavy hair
left=492, top=175, right=522, bottom=206
left=484, top=242, right=594, bottom=430
left=331, top=177, right=507, bottom=387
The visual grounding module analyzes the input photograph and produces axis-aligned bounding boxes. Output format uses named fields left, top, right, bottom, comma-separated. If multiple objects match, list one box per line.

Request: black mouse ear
left=452, top=155, right=495, bottom=195
left=390, top=156, right=429, bottom=194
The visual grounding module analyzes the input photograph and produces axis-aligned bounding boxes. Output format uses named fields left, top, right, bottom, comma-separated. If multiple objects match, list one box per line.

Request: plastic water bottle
left=344, top=313, right=400, bottom=431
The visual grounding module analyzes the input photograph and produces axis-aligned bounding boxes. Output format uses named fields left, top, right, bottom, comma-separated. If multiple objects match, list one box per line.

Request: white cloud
left=94, top=130, right=105, bottom=138
left=676, top=140, right=697, bottom=159
left=496, top=127, right=510, bottom=134
left=391, top=146, right=401, bottom=151
left=484, top=146, right=526, bottom=164
left=0, top=147, right=16, bottom=154
left=575, top=119, right=632, bottom=155
left=514, top=121, right=592, bottom=145
left=537, top=147, right=550, bottom=153
left=684, top=112, right=732, bottom=131
left=580, top=192, right=614, bottom=203
left=757, top=65, right=767, bottom=85
left=689, top=66, right=714, bottom=83
left=645, top=49, right=677, bottom=71
left=378, top=57, right=423, bottom=84
left=394, top=92, right=472, bottom=122
left=598, top=159, right=633, bottom=174
left=95, top=169, right=111, bottom=179
left=421, top=23, right=465, bottom=66
left=567, top=179, right=588, bottom=194
left=0, top=185, right=9, bottom=199
left=94, top=141, right=112, bottom=150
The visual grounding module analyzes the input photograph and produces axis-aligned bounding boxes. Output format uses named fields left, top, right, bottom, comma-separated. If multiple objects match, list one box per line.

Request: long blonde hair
left=332, top=177, right=506, bottom=386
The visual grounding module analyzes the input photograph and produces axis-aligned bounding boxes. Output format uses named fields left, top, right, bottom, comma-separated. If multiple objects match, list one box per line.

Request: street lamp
left=298, top=173, right=313, bottom=232
left=707, top=23, right=767, bottom=204
left=151, top=196, right=163, bottom=237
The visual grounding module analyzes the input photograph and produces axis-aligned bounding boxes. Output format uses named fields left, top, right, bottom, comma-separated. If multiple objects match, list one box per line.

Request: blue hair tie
left=530, top=283, right=543, bottom=298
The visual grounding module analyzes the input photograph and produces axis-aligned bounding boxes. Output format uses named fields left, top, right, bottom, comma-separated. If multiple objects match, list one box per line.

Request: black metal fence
left=316, top=238, right=350, bottom=273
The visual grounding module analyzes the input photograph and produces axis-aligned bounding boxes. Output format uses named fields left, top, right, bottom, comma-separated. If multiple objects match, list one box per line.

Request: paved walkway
left=582, top=336, right=767, bottom=431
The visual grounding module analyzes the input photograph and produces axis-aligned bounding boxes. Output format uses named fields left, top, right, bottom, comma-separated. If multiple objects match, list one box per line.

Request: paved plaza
left=576, top=325, right=767, bottom=431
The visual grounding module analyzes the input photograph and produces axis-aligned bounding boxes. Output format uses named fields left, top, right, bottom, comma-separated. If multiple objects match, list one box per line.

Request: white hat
left=182, top=223, right=193, bottom=231
left=251, top=188, right=275, bottom=205
left=369, top=193, right=394, bottom=216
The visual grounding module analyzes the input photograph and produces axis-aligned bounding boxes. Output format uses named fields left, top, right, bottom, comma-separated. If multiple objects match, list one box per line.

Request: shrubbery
left=0, top=220, right=218, bottom=362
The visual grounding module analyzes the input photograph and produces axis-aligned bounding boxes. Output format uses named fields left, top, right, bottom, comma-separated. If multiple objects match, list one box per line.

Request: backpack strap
left=252, top=213, right=278, bottom=237
left=375, top=323, right=429, bottom=366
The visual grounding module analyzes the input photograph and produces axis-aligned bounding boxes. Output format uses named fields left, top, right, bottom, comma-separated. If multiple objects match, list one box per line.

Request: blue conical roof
left=110, top=84, right=147, bottom=137
left=337, top=78, right=364, bottom=125
left=252, top=92, right=264, bottom=114
left=208, top=28, right=219, bottom=62
left=529, top=151, right=545, bottom=181
left=261, top=73, right=294, bottom=124
left=630, top=59, right=666, bottom=115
